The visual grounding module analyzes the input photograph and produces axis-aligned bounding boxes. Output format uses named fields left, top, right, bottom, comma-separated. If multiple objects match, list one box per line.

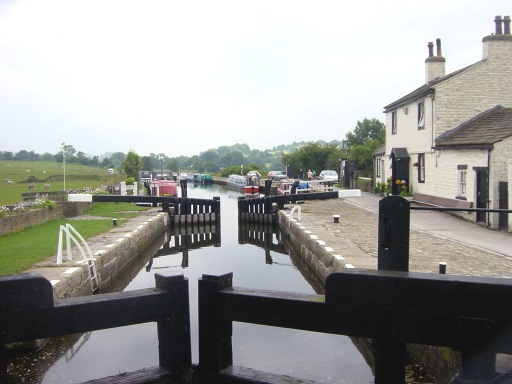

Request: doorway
left=475, top=168, right=488, bottom=223
left=498, top=181, right=509, bottom=230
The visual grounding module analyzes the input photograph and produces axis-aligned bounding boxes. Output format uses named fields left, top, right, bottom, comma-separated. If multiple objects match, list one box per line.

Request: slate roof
left=389, top=147, right=409, bottom=159
left=435, top=105, right=512, bottom=148
left=382, top=63, right=478, bottom=111
left=372, top=144, right=386, bottom=156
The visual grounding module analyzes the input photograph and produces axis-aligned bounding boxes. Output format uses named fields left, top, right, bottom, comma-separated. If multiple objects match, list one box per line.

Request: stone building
left=379, top=15, right=512, bottom=231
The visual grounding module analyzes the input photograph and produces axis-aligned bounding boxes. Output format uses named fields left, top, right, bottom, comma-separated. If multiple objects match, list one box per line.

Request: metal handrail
left=56, top=223, right=98, bottom=291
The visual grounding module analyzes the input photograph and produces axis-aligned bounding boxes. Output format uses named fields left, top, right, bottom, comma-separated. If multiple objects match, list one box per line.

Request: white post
left=62, top=142, right=66, bottom=192
left=120, top=181, right=127, bottom=195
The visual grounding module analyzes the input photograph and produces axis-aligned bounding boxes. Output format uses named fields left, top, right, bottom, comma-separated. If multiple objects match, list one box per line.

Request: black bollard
left=377, top=195, right=410, bottom=272
left=264, top=179, right=272, bottom=196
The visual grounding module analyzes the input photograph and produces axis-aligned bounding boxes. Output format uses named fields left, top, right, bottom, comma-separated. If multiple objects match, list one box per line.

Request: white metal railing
left=277, top=179, right=334, bottom=195
left=56, top=223, right=98, bottom=292
left=289, top=205, right=302, bottom=226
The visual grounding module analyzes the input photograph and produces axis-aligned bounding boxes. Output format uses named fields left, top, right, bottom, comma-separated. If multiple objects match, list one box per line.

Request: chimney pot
left=504, top=16, right=511, bottom=35
left=436, top=38, right=443, bottom=57
left=427, top=42, right=434, bottom=57
left=495, top=15, right=503, bottom=35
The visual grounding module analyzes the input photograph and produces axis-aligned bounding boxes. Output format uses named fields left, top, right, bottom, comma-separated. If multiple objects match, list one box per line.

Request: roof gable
left=435, top=105, right=512, bottom=147
left=383, top=63, right=478, bottom=111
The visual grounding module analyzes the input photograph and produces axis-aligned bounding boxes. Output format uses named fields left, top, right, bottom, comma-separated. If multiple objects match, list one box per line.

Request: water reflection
left=10, top=185, right=375, bottom=383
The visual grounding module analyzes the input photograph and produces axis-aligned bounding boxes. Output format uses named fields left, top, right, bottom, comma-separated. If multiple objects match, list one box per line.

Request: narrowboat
left=226, top=174, right=260, bottom=195
left=149, top=179, right=179, bottom=197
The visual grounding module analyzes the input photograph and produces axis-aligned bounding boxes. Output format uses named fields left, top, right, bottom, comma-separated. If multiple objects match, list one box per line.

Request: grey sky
left=0, top=0, right=507, bottom=157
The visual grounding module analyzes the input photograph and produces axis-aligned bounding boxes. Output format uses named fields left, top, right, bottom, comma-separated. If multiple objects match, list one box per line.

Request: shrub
left=125, top=177, right=136, bottom=185
left=31, top=196, right=56, bottom=210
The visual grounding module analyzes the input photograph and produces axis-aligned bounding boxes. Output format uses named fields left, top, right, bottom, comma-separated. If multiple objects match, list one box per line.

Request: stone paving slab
left=288, top=196, right=512, bottom=279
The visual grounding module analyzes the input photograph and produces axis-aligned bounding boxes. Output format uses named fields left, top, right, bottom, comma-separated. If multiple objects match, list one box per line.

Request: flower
left=0, top=205, right=9, bottom=218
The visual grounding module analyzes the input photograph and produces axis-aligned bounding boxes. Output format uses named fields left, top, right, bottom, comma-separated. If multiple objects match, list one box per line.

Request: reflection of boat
left=227, top=174, right=260, bottom=195
left=277, top=179, right=334, bottom=195
left=149, top=179, right=178, bottom=196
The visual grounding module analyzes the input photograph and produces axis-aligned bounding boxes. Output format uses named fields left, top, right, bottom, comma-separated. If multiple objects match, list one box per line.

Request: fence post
left=213, top=196, right=221, bottom=229
left=375, top=196, right=410, bottom=384
left=198, top=273, right=233, bottom=374
left=155, top=273, right=192, bottom=382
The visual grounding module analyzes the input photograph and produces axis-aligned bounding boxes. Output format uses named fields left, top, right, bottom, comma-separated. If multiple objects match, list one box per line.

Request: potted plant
left=397, top=179, right=413, bottom=200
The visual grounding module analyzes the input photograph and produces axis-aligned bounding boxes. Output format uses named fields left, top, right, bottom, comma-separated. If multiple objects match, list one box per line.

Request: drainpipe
left=430, top=93, right=435, bottom=150
left=487, top=149, right=491, bottom=227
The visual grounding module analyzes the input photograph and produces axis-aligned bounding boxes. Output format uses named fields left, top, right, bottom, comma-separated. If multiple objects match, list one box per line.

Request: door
left=475, top=169, right=488, bottom=223
left=498, top=181, right=509, bottom=230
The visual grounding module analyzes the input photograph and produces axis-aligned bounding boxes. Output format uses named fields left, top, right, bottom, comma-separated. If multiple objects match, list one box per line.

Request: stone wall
left=0, top=202, right=91, bottom=236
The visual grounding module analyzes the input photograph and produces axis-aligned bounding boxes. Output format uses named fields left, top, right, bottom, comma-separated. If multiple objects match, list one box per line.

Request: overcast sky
left=0, top=1, right=507, bottom=158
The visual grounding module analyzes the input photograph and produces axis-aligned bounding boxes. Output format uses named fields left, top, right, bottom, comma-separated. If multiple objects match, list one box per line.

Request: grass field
left=0, top=202, right=150, bottom=275
left=0, top=161, right=125, bottom=206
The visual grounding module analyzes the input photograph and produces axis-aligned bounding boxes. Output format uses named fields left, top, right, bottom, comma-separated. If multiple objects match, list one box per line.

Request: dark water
left=9, top=185, right=434, bottom=383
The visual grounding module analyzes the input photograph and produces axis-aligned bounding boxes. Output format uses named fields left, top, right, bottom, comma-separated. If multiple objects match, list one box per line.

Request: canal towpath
left=290, top=191, right=512, bottom=278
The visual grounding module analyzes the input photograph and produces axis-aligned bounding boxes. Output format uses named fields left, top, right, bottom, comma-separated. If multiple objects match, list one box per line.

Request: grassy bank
left=0, top=161, right=125, bottom=206
left=0, top=203, right=149, bottom=275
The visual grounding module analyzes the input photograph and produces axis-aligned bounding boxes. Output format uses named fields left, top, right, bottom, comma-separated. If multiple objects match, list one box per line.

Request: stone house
left=378, top=15, right=512, bottom=232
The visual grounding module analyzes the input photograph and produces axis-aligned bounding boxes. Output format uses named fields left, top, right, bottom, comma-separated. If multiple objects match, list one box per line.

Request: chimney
left=495, top=15, right=503, bottom=35
left=482, top=15, right=512, bottom=60
left=425, top=38, right=446, bottom=83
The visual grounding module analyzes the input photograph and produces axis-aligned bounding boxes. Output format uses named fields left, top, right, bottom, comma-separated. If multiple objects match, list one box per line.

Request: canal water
left=9, top=184, right=434, bottom=383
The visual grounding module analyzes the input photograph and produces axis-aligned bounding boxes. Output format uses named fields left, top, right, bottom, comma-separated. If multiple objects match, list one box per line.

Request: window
left=417, top=153, right=425, bottom=183
left=375, top=156, right=381, bottom=177
left=392, top=111, right=397, bottom=134
left=458, top=166, right=467, bottom=197
left=417, top=101, right=425, bottom=129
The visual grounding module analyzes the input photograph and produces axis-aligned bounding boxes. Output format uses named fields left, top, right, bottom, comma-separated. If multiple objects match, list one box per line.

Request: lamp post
left=61, top=142, right=66, bottom=192
left=159, top=156, right=164, bottom=179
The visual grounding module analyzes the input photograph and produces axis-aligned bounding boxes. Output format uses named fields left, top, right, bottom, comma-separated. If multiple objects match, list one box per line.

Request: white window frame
left=458, top=169, right=467, bottom=197
left=417, top=101, right=425, bottom=129
left=392, top=111, right=397, bottom=134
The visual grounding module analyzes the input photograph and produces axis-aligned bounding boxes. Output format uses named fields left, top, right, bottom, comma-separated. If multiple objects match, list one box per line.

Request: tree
left=141, top=156, right=153, bottom=171
left=345, top=118, right=385, bottom=171
left=281, top=142, right=346, bottom=175
left=347, top=139, right=382, bottom=170
left=0, top=151, right=13, bottom=160
left=221, top=151, right=245, bottom=167
left=200, top=149, right=220, bottom=163
left=109, top=152, right=126, bottom=168
left=124, top=150, right=142, bottom=180
left=345, top=118, right=385, bottom=148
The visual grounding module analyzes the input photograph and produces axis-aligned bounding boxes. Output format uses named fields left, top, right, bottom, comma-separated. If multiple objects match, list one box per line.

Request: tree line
left=1, top=118, right=385, bottom=180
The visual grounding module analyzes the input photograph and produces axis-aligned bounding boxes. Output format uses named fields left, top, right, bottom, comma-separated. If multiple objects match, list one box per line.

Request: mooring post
left=155, top=273, right=192, bottom=382
left=198, top=273, right=234, bottom=375
left=264, top=179, right=272, bottom=196
left=375, top=195, right=410, bottom=384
